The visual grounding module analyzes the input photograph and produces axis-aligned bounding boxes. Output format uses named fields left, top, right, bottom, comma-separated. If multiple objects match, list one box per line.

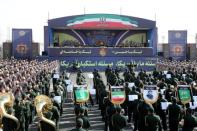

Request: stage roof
left=48, top=14, right=156, bottom=30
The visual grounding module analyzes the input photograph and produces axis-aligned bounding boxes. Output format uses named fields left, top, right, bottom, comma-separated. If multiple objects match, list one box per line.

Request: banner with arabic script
left=12, top=29, right=32, bottom=59
left=58, top=56, right=156, bottom=72
left=48, top=47, right=153, bottom=57
left=177, top=85, right=192, bottom=105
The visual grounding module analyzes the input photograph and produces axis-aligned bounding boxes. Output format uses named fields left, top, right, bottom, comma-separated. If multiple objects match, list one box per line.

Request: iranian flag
left=66, top=14, right=138, bottom=29
left=111, top=92, right=125, bottom=101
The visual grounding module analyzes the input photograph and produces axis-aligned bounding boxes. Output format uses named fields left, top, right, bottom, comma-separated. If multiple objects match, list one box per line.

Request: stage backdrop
left=168, top=30, right=187, bottom=60
left=12, top=29, right=32, bottom=59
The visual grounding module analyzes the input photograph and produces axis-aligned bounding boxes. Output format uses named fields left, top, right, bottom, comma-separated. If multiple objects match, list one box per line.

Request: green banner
left=178, top=89, right=191, bottom=102
left=75, top=89, right=89, bottom=102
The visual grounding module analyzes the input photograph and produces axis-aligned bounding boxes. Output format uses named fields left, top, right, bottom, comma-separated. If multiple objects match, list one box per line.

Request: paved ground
left=29, top=72, right=134, bottom=131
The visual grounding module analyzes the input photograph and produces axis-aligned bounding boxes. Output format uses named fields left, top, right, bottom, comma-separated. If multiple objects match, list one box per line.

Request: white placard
left=67, top=84, right=73, bottom=92
left=140, top=89, right=143, bottom=93
left=182, top=74, right=186, bottom=78
left=53, top=74, right=59, bottom=79
left=161, top=102, right=169, bottom=110
left=164, top=71, right=168, bottom=74
left=89, top=85, right=94, bottom=89
left=193, top=96, right=197, bottom=102
left=128, top=95, right=138, bottom=101
left=111, top=86, right=123, bottom=89
left=54, top=96, right=61, bottom=104
left=66, top=73, right=70, bottom=78
left=128, top=83, right=134, bottom=88
left=90, top=89, right=96, bottom=95
left=166, top=74, right=171, bottom=79
left=87, top=73, right=94, bottom=79
left=160, top=89, right=165, bottom=95
left=65, top=80, right=71, bottom=85
left=189, top=102, right=197, bottom=109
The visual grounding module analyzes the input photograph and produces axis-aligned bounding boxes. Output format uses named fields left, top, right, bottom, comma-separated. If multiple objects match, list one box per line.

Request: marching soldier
left=181, top=108, right=197, bottom=131
left=13, top=98, right=25, bottom=131
left=111, top=106, right=127, bottom=131
left=108, top=70, right=119, bottom=86
left=167, top=97, right=182, bottom=131
left=105, top=65, right=112, bottom=83
left=22, top=94, right=32, bottom=131
left=76, top=71, right=86, bottom=85
left=53, top=85, right=63, bottom=116
left=51, top=105, right=60, bottom=130
left=79, top=107, right=90, bottom=130
left=99, top=87, right=108, bottom=120
left=137, top=100, right=153, bottom=131
left=41, top=111, right=56, bottom=131
left=105, top=99, right=116, bottom=131
left=127, top=85, right=140, bottom=123
left=145, top=108, right=162, bottom=131
left=154, top=93, right=168, bottom=130
left=71, top=118, right=86, bottom=131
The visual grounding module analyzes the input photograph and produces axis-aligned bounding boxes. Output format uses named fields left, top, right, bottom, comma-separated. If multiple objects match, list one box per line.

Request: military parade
left=1, top=0, right=197, bottom=130
left=0, top=58, right=197, bottom=131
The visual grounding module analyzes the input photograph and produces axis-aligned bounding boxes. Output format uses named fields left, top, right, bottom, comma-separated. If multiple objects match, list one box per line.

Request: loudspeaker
left=3, top=42, right=12, bottom=59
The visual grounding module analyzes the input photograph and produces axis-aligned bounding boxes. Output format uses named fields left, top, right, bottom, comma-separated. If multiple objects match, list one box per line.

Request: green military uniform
left=137, top=100, right=153, bottom=131
left=51, top=106, right=60, bottom=129
left=111, top=107, right=127, bottom=131
left=80, top=115, right=90, bottom=130
left=71, top=118, right=86, bottom=131
left=13, top=100, right=25, bottom=131
left=24, top=100, right=32, bottom=131
left=167, top=97, right=182, bottom=131
left=145, top=109, right=162, bottom=131
left=76, top=73, right=86, bottom=85
left=182, top=108, right=197, bottom=131
left=108, top=71, right=119, bottom=86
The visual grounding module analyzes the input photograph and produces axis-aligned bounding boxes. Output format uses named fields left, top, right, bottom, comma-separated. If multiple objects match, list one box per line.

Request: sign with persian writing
left=74, top=88, right=89, bottom=103
left=58, top=56, right=156, bottom=72
left=177, top=85, right=192, bottom=105
left=48, top=47, right=153, bottom=57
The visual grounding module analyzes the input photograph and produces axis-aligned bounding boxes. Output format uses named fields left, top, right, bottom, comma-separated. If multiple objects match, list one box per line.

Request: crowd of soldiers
left=2, top=58, right=197, bottom=131
left=0, top=59, right=67, bottom=131
left=90, top=61, right=197, bottom=131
